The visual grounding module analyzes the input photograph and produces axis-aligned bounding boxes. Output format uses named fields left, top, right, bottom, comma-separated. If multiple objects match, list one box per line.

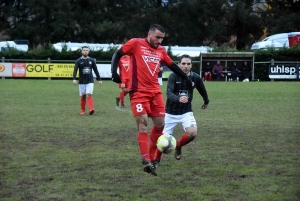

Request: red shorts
left=118, top=79, right=129, bottom=88
left=130, top=91, right=165, bottom=117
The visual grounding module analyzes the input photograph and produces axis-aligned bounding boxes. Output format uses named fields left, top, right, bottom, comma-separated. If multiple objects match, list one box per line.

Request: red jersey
left=118, top=55, right=130, bottom=83
left=121, top=38, right=173, bottom=92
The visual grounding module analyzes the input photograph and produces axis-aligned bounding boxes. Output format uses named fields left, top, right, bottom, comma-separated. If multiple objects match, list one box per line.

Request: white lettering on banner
left=269, top=64, right=300, bottom=79
left=270, top=65, right=297, bottom=75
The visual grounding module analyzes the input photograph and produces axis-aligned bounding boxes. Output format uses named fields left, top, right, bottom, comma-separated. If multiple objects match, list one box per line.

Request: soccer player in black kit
left=155, top=54, right=209, bottom=163
left=73, top=46, right=102, bottom=115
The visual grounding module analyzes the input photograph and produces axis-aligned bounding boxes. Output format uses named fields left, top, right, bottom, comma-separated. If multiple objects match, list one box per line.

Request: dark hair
left=149, top=24, right=165, bottom=33
left=179, top=54, right=192, bottom=63
left=82, top=46, right=89, bottom=49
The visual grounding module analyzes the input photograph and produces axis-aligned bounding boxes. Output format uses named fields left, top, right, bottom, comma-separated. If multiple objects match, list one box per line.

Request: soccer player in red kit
left=111, top=24, right=192, bottom=176
left=116, top=55, right=130, bottom=107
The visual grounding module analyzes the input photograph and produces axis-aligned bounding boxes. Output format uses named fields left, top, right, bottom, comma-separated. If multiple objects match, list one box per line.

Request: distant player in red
left=116, top=55, right=130, bottom=108
left=111, top=24, right=192, bottom=176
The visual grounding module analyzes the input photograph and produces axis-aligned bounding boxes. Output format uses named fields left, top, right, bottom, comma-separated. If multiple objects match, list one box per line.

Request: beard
left=149, top=38, right=159, bottom=49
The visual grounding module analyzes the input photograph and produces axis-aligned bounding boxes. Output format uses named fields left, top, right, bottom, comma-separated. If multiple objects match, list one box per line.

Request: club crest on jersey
left=122, top=62, right=130, bottom=72
left=142, top=55, right=161, bottom=76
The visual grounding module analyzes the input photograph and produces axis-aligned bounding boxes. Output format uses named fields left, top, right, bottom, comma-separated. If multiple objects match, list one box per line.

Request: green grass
left=0, top=79, right=299, bottom=201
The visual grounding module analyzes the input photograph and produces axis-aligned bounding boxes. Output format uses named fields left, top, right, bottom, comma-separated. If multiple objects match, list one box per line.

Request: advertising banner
left=95, top=64, right=111, bottom=78
left=269, top=64, right=300, bottom=79
left=1, top=62, right=113, bottom=78
left=12, top=63, right=27, bottom=77
left=25, top=63, right=75, bottom=77
left=0, top=63, right=12, bottom=77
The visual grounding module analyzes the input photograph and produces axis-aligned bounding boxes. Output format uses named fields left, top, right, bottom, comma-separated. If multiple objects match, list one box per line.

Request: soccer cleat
left=89, top=109, right=94, bottom=115
left=151, top=158, right=160, bottom=168
left=116, top=97, right=120, bottom=106
left=142, top=158, right=151, bottom=173
left=121, top=104, right=125, bottom=108
left=142, top=158, right=157, bottom=176
left=80, top=110, right=85, bottom=115
left=175, top=146, right=182, bottom=160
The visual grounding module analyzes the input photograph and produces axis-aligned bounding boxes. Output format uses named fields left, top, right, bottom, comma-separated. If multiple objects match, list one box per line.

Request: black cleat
left=175, top=146, right=182, bottom=160
left=116, top=97, right=120, bottom=106
left=121, top=104, right=125, bottom=108
left=151, top=158, right=160, bottom=168
left=89, top=109, right=94, bottom=115
left=142, top=158, right=157, bottom=176
left=142, top=158, right=151, bottom=173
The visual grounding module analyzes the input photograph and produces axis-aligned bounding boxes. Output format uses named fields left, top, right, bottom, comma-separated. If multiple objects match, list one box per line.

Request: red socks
left=138, top=132, right=150, bottom=161
left=80, top=96, right=86, bottom=111
left=149, top=126, right=163, bottom=161
left=119, top=91, right=128, bottom=105
left=119, top=92, right=124, bottom=105
left=87, top=96, right=94, bottom=111
left=177, top=133, right=192, bottom=147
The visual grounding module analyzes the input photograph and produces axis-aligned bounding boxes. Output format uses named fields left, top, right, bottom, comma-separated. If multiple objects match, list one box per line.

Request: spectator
left=241, top=61, right=251, bottom=81
left=212, top=61, right=225, bottom=81
left=203, top=62, right=212, bottom=81
left=230, top=61, right=241, bottom=82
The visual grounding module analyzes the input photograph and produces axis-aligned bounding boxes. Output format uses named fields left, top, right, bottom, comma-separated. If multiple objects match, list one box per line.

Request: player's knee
left=137, top=123, right=148, bottom=133
left=186, top=127, right=197, bottom=138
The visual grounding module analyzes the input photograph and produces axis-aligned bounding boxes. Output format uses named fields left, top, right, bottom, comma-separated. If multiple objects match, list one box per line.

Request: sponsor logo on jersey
left=142, top=55, right=161, bottom=76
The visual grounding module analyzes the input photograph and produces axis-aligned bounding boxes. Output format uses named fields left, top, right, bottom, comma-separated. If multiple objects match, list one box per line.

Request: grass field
left=0, top=79, right=299, bottom=201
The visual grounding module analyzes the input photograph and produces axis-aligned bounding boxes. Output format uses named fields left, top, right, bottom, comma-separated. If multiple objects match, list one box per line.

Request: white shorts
left=163, top=112, right=197, bottom=135
left=79, top=83, right=94, bottom=96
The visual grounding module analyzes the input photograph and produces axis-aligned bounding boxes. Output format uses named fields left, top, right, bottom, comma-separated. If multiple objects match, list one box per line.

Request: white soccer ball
left=156, top=134, right=176, bottom=154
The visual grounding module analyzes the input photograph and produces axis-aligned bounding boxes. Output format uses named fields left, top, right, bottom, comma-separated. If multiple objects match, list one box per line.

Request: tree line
left=0, top=0, right=299, bottom=50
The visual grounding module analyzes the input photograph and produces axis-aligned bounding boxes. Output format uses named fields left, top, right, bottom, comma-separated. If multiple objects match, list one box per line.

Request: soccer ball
left=243, top=78, right=249, bottom=82
left=156, top=134, right=177, bottom=154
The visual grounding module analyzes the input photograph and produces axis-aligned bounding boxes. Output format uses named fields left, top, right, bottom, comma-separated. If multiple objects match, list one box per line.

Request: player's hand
left=186, top=79, right=193, bottom=90
left=201, top=104, right=208, bottom=109
left=179, top=96, right=188, bottom=103
left=73, top=80, right=77, bottom=85
left=99, top=81, right=102, bottom=86
left=112, top=73, right=121, bottom=83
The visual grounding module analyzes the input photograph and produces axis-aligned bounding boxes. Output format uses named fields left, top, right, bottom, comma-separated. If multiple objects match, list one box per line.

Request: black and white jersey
left=73, top=57, right=101, bottom=84
left=165, top=72, right=209, bottom=115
